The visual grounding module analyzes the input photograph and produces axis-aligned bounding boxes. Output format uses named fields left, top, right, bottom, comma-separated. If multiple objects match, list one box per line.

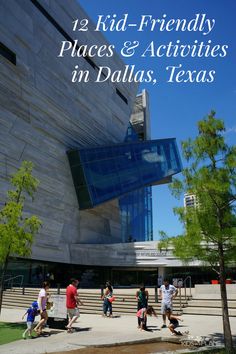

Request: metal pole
left=179, top=287, right=182, bottom=313
left=190, top=277, right=192, bottom=297
left=100, top=285, right=104, bottom=298
left=57, top=283, right=60, bottom=295
left=154, top=286, right=158, bottom=303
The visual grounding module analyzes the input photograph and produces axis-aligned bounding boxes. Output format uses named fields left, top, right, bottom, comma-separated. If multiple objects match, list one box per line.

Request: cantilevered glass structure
left=119, top=122, right=153, bottom=242
left=119, top=186, right=153, bottom=242
left=67, top=138, right=182, bottom=210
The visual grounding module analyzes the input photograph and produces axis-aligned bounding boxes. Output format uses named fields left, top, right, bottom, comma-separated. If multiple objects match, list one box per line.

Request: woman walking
left=34, top=281, right=50, bottom=335
left=102, top=281, right=113, bottom=317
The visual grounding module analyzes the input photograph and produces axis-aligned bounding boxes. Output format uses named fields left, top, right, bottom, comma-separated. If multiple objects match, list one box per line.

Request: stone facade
left=0, top=0, right=138, bottom=264
left=70, top=241, right=202, bottom=268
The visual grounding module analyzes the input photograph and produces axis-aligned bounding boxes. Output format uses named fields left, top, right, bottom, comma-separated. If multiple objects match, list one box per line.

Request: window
left=116, top=88, right=128, bottom=105
left=0, top=42, right=16, bottom=65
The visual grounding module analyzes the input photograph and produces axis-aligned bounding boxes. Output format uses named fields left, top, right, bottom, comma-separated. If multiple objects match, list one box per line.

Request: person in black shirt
left=165, top=308, right=185, bottom=336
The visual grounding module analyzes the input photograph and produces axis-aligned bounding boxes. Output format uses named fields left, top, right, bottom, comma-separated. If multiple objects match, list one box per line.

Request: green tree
left=0, top=161, right=42, bottom=314
left=159, top=112, right=236, bottom=353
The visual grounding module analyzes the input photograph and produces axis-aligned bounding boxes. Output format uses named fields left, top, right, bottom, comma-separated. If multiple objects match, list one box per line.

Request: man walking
left=159, top=278, right=178, bottom=328
left=66, top=278, right=83, bottom=333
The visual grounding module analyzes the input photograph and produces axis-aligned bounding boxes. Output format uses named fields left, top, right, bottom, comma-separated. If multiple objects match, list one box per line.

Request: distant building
left=184, top=193, right=199, bottom=208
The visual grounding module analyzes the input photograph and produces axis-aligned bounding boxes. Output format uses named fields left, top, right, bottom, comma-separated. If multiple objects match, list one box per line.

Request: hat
left=32, top=301, right=38, bottom=308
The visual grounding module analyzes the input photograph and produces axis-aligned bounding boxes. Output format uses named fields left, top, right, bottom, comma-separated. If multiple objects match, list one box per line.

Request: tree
left=159, top=111, right=236, bottom=353
left=0, top=161, right=42, bottom=314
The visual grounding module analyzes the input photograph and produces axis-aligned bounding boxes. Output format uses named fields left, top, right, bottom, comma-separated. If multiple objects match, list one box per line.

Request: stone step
left=2, top=303, right=182, bottom=316
left=2, top=298, right=162, bottom=308
left=2, top=298, right=186, bottom=311
left=9, top=287, right=193, bottom=298
left=190, top=295, right=236, bottom=300
left=183, top=307, right=236, bottom=317
left=188, top=300, right=236, bottom=308
left=2, top=287, right=187, bottom=316
left=2, top=298, right=182, bottom=314
left=3, top=292, right=187, bottom=305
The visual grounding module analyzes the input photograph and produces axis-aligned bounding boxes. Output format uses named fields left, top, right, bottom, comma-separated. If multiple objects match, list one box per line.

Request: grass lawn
left=0, top=322, right=33, bottom=345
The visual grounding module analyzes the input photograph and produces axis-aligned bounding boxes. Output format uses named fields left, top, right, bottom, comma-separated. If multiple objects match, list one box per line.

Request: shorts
left=67, top=308, right=80, bottom=319
left=40, top=309, right=48, bottom=320
left=161, top=302, right=172, bottom=314
left=170, top=322, right=178, bottom=329
left=138, top=317, right=145, bottom=323
left=26, top=321, right=34, bottom=329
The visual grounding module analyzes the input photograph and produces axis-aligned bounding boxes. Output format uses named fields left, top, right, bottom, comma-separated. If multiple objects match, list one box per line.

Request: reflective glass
left=67, top=138, right=182, bottom=210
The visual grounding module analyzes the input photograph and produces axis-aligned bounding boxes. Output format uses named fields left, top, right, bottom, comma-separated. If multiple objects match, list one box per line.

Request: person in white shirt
left=34, top=281, right=50, bottom=335
left=159, top=279, right=178, bottom=328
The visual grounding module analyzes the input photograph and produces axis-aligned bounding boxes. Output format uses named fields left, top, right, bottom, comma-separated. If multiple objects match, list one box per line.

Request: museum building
left=0, top=0, right=189, bottom=287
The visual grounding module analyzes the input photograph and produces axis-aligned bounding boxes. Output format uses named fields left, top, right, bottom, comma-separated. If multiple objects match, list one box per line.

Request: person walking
left=34, top=281, right=50, bottom=335
left=136, top=284, right=149, bottom=310
left=66, top=278, right=83, bottom=333
left=102, top=281, right=113, bottom=317
left=159, top=278, right=178, bottom=328
left=22, top=301, right=39, bottom=339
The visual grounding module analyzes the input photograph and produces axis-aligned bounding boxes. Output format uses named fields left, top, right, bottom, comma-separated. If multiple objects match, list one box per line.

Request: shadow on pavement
left=211, top=332, right=236, bottom=345
left=72, top=327, right=91, bottom=332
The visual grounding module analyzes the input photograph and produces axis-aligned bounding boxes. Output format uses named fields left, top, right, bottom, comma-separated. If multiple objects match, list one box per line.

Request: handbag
left=108, top=296, right=115, bottom=303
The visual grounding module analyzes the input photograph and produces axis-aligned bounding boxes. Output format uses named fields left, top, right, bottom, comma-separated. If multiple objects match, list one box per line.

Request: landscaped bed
left=0, top=322, right=35, bottom=345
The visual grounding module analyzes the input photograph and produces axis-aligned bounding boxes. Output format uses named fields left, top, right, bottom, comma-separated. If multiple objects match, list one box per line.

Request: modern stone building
left=0, top=0, right=183, bottom=286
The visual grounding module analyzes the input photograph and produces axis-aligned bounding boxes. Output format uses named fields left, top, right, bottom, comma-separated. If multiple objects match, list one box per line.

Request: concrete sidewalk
left=0, top=308, right=235, bottom=354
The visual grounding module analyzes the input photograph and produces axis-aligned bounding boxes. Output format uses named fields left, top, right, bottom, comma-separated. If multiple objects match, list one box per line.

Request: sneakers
left=65, top=325, right=73, bottom=333
left=161, top=324, right=167, bottom=328
left=175, top=331, right=183, bottom=336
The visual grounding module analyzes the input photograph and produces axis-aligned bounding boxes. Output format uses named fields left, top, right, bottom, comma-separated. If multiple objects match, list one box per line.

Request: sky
left=78, top=0, right=236, bottom=239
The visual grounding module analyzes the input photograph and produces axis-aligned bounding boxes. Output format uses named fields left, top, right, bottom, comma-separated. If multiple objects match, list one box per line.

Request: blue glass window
left=67, top=138, right=182, bottom=210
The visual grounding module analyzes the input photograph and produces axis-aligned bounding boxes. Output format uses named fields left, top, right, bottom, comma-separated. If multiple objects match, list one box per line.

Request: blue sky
left=79, top=0, right=236, bottom=239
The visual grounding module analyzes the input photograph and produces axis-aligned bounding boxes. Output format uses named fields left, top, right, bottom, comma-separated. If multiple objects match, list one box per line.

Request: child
left=165, top=308, right=184, bottom=336
left=137, top=305, right=157, bottom=330
left=22, top=301, right=39, bottom=339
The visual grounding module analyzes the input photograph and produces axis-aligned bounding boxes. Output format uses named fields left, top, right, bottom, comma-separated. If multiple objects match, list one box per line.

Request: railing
left=3, top=275, right=24, bottom=289
left=183, top=276, right=192, bottom=302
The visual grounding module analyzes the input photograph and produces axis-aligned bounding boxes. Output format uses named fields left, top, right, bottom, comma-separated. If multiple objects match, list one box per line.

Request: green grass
left=0, top=322, right=31, bottom=345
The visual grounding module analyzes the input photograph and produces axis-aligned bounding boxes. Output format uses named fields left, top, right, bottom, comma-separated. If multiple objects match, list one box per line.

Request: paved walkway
left=0, top=308, right=236, bottom=354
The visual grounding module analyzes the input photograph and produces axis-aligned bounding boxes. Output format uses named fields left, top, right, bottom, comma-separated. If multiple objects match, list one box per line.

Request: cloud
left=225, top=126, right=236, bottom=134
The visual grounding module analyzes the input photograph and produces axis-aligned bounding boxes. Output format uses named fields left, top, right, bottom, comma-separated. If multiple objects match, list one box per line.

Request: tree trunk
left=0, top=256, right=9, bottom=315
left=218, top=244, right=234, bottom=353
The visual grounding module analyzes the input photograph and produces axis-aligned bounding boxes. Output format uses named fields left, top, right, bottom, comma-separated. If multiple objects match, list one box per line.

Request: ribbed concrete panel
left=0, top=0, right=138, bottom=264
